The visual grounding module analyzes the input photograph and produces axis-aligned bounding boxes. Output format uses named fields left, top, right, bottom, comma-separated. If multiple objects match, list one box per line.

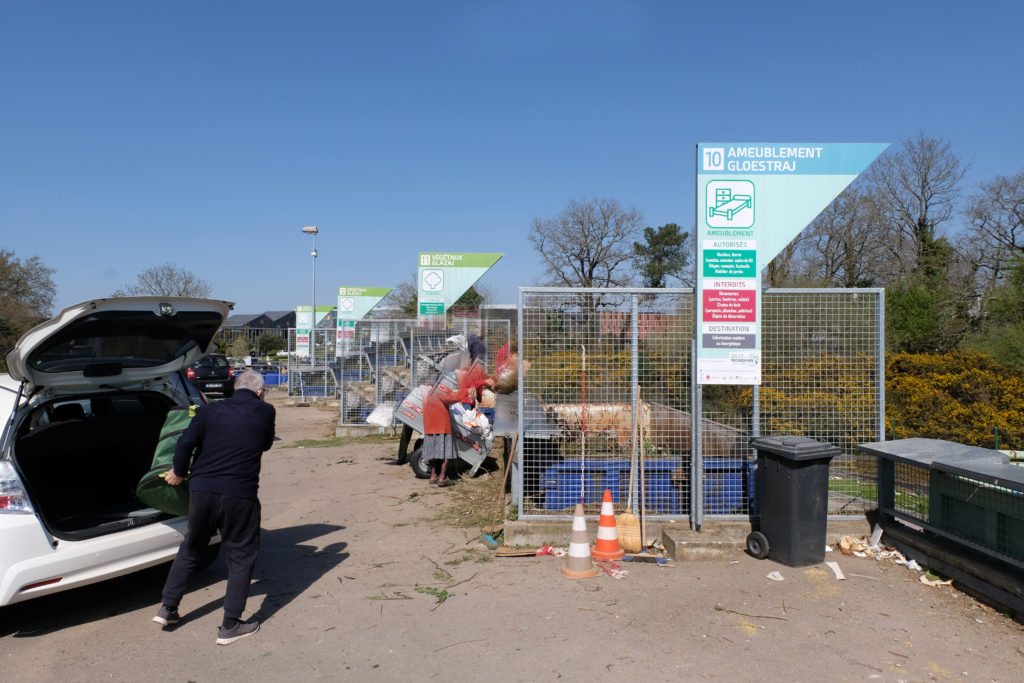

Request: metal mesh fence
left=517, top=287, right=884, bottom=520
left=518, top=288, right=695, bottom=519
left=337, top=319, right=510, bottom=427
left=286, top=328, right=338, bottom=399
left=759, top=289, right=884, bottom=516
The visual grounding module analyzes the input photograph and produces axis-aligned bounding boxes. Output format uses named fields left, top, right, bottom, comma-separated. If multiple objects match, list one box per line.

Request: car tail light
left=0, top=461, right=34, bottom=514
left=228, top=368, right=235, bottom=377
left=186, top=368, right=195, bottom=379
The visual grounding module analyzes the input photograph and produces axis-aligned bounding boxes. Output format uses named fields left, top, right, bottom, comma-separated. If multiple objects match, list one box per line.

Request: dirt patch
left=1, top=387, right=1023, bottom=680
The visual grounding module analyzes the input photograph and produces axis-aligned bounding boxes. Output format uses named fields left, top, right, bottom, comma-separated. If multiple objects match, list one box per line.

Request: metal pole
left=630, top=294, right=639, bottom=515
left=311, top=230, right=317, bottom=369
left=692, top=339, right=703, bottom=532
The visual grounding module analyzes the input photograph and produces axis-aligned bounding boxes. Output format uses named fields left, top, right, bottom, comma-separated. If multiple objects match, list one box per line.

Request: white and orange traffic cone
left=592, top=489, right=625, bottom=561
left=561, top=503, right=599, bottom=579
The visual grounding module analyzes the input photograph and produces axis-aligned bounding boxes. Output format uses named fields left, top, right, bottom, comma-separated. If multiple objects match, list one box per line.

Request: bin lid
left=858, top=438, right=1006, bottom=468
left=750, top=435, right=840, bottom=461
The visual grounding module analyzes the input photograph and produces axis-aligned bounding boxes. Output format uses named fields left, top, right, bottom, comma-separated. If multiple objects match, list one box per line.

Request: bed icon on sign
left=706, top=180, right=755, bottom=229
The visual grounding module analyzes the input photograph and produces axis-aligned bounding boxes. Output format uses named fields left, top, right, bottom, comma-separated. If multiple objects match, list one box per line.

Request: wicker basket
left=617, top=512, right=642, bottom=553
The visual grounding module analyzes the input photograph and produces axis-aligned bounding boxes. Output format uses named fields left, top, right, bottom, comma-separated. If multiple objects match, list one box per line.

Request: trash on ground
left=623, top=553, right=667, bottom=564
left=766, top=571, right=784, bottom=581
left=494, top=547, right=537, bottom=557
left=825, top=561, right=846, bottom=580
left=920, top=574, right=953, bottom=587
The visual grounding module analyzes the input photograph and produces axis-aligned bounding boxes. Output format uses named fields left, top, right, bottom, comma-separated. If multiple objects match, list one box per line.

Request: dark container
left=747, top=436, right=840, bottom=567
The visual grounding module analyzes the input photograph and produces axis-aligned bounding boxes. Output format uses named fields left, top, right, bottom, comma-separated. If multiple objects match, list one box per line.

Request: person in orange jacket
left=422, top=338, right=492, bottom=486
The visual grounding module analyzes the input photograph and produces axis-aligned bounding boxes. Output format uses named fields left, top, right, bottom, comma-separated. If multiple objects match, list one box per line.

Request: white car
left=0, top=297, right=232, bottom=606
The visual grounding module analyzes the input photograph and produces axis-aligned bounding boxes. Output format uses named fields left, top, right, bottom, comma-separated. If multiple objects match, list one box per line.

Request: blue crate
left=542, top=457, right=754, bottom=514
left=542, top=460, right=625, bottom=510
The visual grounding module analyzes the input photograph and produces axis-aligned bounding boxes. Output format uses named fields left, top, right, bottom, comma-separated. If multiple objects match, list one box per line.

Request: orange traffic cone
left=561, top=503, right=599, bottom=579
left=592, top=489, right=625, bottom=560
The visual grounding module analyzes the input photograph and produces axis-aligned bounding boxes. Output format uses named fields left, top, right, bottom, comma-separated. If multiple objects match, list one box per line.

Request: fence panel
left=517, top=287, right=884, bottom=521
left=760, top=289, right=884, bottom=517
left=285, top=328, right=337, bottom=399
left=517, top=288, right=694, bottom=519
left=337, top=318, right=510, bottom=427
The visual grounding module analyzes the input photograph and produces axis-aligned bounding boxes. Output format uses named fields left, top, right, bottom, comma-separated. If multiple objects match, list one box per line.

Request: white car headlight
left=0, top=460, right=34, bottom=513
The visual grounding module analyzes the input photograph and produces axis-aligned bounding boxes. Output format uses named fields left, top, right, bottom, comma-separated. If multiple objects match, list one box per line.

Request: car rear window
left=196, top=355, right=228, bottom=368
left=27, top=310, right=222, bottom=373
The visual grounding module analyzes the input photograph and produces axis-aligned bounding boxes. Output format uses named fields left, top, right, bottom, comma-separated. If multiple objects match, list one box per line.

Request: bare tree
left=868, top=132, right=967, bottom=277
left=112, top=263, right=212, bottom=298
left=0, top=249, right=57, bottom=371
left=529, top=197, right=643, bottom=287
left=382, top=273, right=493, bottom=318
left=959, top=170, right=1024, bottom=292
left=383, top=272, right=418, bottom=317
left=789, top=183, right=891, bottom=287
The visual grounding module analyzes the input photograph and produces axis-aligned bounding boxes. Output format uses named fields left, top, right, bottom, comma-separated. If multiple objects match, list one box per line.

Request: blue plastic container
left=542, top=457, right=753, bottom=514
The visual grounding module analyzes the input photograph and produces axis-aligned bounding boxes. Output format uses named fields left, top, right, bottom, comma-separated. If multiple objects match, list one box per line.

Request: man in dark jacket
left=152, top=370, right=276, bottom=645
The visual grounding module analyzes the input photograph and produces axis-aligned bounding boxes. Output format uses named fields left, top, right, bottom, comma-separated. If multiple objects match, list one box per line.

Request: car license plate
left=207, top=383, right=222, bottom=388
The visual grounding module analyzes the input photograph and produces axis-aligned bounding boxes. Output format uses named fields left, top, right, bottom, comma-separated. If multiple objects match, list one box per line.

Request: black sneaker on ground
left=216, top=620, right=260, bottom=645
left=152, top=606, right=180, bottom=627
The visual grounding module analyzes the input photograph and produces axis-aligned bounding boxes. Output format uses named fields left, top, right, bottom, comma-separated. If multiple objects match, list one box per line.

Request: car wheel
left=408, top=446, right=431, bottom=479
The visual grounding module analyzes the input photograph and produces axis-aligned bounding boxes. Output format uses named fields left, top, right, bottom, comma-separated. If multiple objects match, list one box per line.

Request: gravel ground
left=2, top=388, right=1023, bottom=682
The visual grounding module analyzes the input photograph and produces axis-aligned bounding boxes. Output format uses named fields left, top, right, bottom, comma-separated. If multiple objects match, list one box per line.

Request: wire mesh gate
left=285, top=328, right=338, bottom=399
left=515, top=287, right=884, bottom=522
left=336, top=318, right=510, bottom=427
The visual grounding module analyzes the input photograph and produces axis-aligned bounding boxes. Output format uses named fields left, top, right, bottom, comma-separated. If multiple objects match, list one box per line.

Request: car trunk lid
left=5, top=297, right=233, bottom=396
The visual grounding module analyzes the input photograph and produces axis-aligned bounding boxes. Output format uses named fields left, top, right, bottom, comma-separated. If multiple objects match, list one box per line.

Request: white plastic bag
left=450, top=403, right=494, bottom=451
left=366, top=402, right=396, bottom=427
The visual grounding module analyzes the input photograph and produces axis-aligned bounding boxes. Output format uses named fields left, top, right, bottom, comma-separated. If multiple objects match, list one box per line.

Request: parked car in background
left=186, top=353, right=234, bottom=397
left=0, top=296, right=232, bottom=606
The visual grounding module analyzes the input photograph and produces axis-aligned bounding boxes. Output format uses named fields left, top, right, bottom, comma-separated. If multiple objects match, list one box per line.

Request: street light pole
left=302, top=225, right=318, bottom=368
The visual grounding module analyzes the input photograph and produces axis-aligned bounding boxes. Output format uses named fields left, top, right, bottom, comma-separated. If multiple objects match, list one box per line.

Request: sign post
left=695, top=142, right=887, bottom=385
left=335, top=287, right=392, bottom=358
left=417, top=253, right=503, bottom=325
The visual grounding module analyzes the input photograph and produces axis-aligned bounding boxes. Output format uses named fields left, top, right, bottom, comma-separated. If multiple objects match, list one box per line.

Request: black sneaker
left=152, top=606, right=180, bottom=627
left=216, top=619, right=260, bottom=645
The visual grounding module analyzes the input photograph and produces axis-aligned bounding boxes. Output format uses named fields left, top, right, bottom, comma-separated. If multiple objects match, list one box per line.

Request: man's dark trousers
left=161, top=490, right=261, bottom=620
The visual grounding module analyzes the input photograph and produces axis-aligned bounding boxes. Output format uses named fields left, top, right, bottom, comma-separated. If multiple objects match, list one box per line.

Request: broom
left=617, top=385, right=642, bottom=553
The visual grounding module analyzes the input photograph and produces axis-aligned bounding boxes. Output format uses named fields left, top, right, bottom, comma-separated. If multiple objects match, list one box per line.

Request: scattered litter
left=920, top=575, right=953, bottom=587
left=536, top=545, right=567, bottom=558
left=847, top=573, right=880, bottom=580
left=869, top=524, right=884, bottom=547
left=494, top=547, right=538, bottom=557
left=623, top=553, right=667, bottom=564
left=594, top=561, right=628, bottom=580
left=907, top=559, right=922, bottom=571
left=853, top=551, right=867, bottom=558
left=839, top=535, right=868, bottom=555
left=825, top=561, right=846, bottom=580
left=766, top=571, right=784, bottom=581
left=824, top=545, right=833, bottom=552
left=729, top=560, right=739, bottom=565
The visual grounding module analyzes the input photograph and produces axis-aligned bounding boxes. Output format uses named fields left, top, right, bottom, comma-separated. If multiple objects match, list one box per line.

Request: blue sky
left=2, top=1, right=1021, bottom=315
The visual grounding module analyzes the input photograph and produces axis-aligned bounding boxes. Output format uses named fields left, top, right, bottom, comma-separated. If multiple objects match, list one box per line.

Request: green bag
left=135, top=405, right=198, bottom=517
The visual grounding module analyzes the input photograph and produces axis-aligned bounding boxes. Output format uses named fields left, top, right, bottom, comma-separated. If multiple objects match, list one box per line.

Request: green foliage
left=228, top=334, right=250, bottom=359
left=964, top=257, right=1024, bottom=372
left=886, top=270, right=974, bottom=354
left=0, top=249, right=56, bottom=372
left=256, top=332, right=286, bottom=356
left=886, top=351, right=1024, bottom=449
left=632, top=223, right=690, bottom=287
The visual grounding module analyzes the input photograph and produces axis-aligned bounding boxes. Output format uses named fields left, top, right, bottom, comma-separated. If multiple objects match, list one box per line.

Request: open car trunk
left=13, top=391, right=179, bottom=540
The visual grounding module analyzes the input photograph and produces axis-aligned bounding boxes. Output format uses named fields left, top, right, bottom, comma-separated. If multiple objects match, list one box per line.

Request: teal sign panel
left=696, top=142, right=888, bottom=385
